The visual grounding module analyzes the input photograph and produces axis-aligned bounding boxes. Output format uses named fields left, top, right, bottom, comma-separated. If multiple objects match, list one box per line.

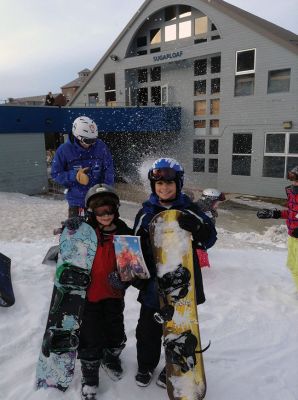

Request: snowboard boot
left=156, top=366, right=167, bottom=388
left=135, top=369, right=153, bottom=387
left=101, top=347, right=124, bottom=381
left=81, top=384, right=98, bottom=400
left=81, top=359, right=100, bottom=399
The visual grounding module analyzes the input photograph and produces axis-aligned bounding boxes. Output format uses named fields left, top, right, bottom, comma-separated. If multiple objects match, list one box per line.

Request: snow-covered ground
left=0, top=192, right=297, bottom=400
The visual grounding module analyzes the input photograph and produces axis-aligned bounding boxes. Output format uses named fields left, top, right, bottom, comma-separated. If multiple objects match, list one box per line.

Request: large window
left=263, top=132, right=298, bottom=178
left=88, top=93, right=98, bottom=106
left=194, top=59, right=207, bottom=76
left=232, top=133, right=252, bottom=176
left=104, top=74, right=116, bottom=106
left=267, top=69, right=291, bottom=94
left=235, top=49, right=255, bottom=96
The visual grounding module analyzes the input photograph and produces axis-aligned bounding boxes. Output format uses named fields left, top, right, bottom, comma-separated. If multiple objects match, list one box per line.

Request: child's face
left=93, top=205, right=115, bottom=226
left=155, top=180, right=177, bottom=201
left=292, top=180, right=298, bottom=186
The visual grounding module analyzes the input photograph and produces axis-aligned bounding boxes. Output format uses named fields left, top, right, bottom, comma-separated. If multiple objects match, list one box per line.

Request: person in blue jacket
left=51, top=116, right=114, bottom=217
left=133, top=158, right=217, bottom=388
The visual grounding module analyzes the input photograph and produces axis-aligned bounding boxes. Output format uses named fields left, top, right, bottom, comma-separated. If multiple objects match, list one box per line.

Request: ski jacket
left=87, top=219, right=132, bottom=302
left=280, top=185, right=298, bottom=236
left=133, top=193, right=217, bottom=309
left=51, top=137, right=114, bottom=207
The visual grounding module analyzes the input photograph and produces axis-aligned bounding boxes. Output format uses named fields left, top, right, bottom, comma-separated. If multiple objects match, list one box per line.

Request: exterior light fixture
left=110, top=54, right=119, bottom=62
left=283, top=121, right=292, bottom=129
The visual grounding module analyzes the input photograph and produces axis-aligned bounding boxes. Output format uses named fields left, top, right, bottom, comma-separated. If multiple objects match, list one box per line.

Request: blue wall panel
left=0, top=105, right=181, bottom=134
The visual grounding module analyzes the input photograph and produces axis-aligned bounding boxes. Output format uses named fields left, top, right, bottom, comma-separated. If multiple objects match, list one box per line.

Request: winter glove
left=76, top=167, right=89, bottom=185
left=178, top=213, right=211, bottom=243
left=256, top=209, right=281, bottom=219
left=64, top=216, right=85, bottom=230
left=292, top=228, right=298, bottom=238
left=108, top=271, right=128, bottom=290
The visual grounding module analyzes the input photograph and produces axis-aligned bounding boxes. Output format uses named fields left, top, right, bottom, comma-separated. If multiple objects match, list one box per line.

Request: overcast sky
left=0, top=0, right=297, bottom=101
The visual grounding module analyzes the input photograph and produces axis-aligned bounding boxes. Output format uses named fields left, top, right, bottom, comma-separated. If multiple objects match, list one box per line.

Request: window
left=211, top=78, right=220, bottom=94
left=210, top=119, right=219, bottom=135
left=179, top=5, right=191, bottom=18
left=194, top=80, right=206, bottom=95
left=209, top=159, right=218, bottom=173
left=236, top=49, right=255, bottom=74
left=263, top=132, right=298, bottom=178
left=179, top=20, right=191, bottom=38
left=194, top=16, right=208, bottom=35
left=150, top=29, right=161, bottom=45
left=211, top=56, right=221, bottom=73
left=150, top=47, right=160, bottom=53
left=88, top=93, right=98, bottom=106
left=165, top=6, right=176, bottom=21
left=194, top=120, right=206, bottom=136
left=194, top=59, right=207, bottom=76
left=194, top=139, right=205, bottom=154
left=268, top=69, right=291, bottom=94
left=211, top=35, right=220, bottom=40
left=104, top=74, right=116, bottom=106
left=235, top=74, right=254, bottom=96
left=137, top=36, right=147, bottom=47
left=209, top=139, right=218, bottom=154
left=137, top=50, right=147, bottom=56
left=151, top=67, right=161, bottom=82
left=151, top=86, right=161, bottom=106
left=137, top=88, right=148, bottom=106
left=138, top=69, right=148, bottom=83
left=193, top=158, right=205, bottom=172
left=165, top=24, right=177, bottom=42
left=210, top=99, right=220, bottom=115
left=194, top=100, right=206, bottom=116
left=232, top=133, right=252, bottom=176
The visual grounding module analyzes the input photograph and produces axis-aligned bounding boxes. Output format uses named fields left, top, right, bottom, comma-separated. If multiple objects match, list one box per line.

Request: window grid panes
left=267, top=69, right=291, bottom=94
left=236, top=49, right=255, bottom=74
left=193, top=158, right=205, bottom=172
left=194, top=139, right=205, bottom=154
left=232, top=133, right=252, bottom=176
left=263, top=133, right=298, bottom=178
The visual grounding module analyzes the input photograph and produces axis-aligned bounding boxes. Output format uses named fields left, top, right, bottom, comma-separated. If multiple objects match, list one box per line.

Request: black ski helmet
left=85, top=184, right=120, bottom=210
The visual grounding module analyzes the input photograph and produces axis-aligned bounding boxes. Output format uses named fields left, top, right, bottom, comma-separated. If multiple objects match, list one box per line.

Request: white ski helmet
left=72, top=116, right=98, bottom=143
left=201, top=188, right=225, bottom=202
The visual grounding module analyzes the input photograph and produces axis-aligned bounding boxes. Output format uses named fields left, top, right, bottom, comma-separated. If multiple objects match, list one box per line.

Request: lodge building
left=68, top=0, right=298, bottom=198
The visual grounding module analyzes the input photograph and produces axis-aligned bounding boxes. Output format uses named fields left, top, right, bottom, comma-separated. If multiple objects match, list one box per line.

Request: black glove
left=292, top=228, right=298, bottom=238
left=108, top=271, right=127, bottom=290
left=64, top=216, right=85, bottom=230
left=178, top=213, right=202, bottom=235
left=256, top=209, right=281, bottom=219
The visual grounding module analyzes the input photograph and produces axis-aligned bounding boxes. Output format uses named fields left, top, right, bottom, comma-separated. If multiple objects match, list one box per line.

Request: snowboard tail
left=0, top=252, right=15, bottom=307
left=150, top=210, right=207, bottom=400
left=36, top=222, right=97, bottom=391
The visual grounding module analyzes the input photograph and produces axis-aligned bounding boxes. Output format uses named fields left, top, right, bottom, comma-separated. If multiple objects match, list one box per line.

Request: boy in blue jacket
left=133, top=158, right=217, bottom=388
left=51, top=116, right=114, bottom=217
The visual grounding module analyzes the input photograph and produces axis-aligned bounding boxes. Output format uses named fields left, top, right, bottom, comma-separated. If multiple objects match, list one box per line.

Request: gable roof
left=69, top=0, right=298, bottom=105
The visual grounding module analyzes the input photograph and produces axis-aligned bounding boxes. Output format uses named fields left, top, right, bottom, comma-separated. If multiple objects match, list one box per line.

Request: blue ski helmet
left=148, top=158, right=184, bottom=194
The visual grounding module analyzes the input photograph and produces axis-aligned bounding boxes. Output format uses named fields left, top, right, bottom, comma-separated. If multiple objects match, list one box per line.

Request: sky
left=0, top=0, right=297, bottom=101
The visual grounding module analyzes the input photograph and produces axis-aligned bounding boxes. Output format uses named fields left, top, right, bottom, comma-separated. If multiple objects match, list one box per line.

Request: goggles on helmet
left=149, top=168, right=178, bottom=182
left=93, top=206, right=116, bottom=217
left=287, top=171, right=298, bottom=181
left=78, top=136, right=97, bottom=145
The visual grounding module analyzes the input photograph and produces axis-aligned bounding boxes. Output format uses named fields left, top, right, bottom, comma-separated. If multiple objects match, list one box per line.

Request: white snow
left=0, top=192, right=297, bottom=400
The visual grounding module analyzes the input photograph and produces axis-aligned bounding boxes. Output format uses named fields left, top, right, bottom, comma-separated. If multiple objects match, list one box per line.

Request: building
left=61, top=68, right=91, bottom=103
left=68, top=0, right=298, bottom=198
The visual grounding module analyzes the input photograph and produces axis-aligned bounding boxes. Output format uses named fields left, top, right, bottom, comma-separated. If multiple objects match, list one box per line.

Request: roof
left=61, top=68, right=91, bottom=89
left=69, top=0, right=298, bottom=105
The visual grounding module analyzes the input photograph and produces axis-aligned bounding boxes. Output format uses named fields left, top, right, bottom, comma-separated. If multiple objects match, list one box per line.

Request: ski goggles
left=149, top=168, right=178, bottom=182
left=287, top=171, right=298, bottom=181
left=78, top=136, right=97, bottom=145
left=93, top=207, right=116, bottom=217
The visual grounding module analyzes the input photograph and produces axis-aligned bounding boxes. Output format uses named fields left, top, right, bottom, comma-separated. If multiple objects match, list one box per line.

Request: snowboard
left=149, top=210, right=207, bottom=400
left=0, top=252, right=15, bottom=307
left=36, top=222, right=97, bottom=391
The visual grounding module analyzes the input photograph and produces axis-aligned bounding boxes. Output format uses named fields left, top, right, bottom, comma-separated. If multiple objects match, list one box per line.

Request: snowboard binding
left=164, top=330, right=198, bottom=373
left=158, top=264, right=191, bottom=302
left=50, top=263, right=91, bottom=314
left=42, top=328, right=80, bottom=358
left=154, top=304, right=175, bottom=324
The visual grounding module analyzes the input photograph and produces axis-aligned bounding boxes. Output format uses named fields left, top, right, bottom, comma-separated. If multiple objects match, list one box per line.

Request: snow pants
left=287, top=236, right=298, bottom=290
left=78, top=298, right=126, bottom=361
left=136, top=304, right=163, bottom=373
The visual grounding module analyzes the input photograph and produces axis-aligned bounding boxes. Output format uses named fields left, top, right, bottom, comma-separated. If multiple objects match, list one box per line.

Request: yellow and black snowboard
left=149, top=210, right=207, bottom=400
